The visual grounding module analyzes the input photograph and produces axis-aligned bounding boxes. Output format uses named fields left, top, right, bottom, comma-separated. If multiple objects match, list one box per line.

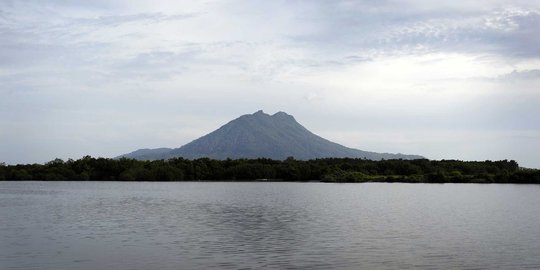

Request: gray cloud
left=1, top=0, right=540, bottom=168
left=499, top=69, right=540, bottom=80
left=68, top=12, right=197, bottom=27
left=273, top=1, right=540, bottom=61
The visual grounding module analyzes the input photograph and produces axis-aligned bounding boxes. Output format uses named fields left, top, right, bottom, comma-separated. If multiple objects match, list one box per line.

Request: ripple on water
left=1, top=182, right=540, bottom=270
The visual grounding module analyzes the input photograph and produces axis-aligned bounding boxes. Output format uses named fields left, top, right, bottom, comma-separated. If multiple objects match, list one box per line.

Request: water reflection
left=1, top=182, right=540, bottom=269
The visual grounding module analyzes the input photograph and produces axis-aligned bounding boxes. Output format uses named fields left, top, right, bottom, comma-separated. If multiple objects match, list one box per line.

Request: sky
left=1, top=0, right=539, bottom=168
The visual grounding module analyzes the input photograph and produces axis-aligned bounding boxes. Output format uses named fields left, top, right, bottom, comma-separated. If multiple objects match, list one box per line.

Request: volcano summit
left=119, top=110, right=423, bottom=160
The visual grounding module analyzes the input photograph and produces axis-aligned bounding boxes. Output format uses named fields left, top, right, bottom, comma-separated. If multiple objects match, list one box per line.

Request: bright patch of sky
left=1, top=0, right=539, bottom=167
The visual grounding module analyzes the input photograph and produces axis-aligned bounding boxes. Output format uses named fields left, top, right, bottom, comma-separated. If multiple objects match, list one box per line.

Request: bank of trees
left=1, top=156, right=538, bottom=183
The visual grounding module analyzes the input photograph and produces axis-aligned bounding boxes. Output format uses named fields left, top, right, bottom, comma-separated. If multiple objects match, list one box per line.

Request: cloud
left=1, top=0, right=540, bottom=168
left=285, top=3, right=540, bottom=60
left=499, top=69, right=540, bottom=80
left=69, top=12, right=197, bottom=27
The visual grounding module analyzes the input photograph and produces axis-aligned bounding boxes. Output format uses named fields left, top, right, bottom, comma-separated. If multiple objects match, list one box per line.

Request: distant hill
left=118, top=110, right=424, bottom=160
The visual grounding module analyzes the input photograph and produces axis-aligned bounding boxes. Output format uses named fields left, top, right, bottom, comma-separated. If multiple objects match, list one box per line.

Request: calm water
left=1, top=182, right=540, bottom=269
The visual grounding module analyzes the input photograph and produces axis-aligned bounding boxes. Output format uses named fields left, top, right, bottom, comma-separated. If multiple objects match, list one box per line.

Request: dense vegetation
left=1, top=157, right=539, bottom=183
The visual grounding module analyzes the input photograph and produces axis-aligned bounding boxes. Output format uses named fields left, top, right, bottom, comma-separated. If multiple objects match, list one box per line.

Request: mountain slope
left=119, top=110, right=423, bottom=160
left=120, top=148, right=172, bottom=160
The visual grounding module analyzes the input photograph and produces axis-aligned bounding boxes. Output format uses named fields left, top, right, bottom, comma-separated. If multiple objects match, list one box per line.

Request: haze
left=1, top=0, right=539, bottom=168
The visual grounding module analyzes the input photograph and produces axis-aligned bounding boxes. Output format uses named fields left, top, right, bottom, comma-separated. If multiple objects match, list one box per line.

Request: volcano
left=118, top=110, right=423, bottom=160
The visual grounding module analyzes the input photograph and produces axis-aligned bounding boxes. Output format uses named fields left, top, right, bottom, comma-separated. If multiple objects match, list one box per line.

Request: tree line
left=0, top=156, right=539, bottom=183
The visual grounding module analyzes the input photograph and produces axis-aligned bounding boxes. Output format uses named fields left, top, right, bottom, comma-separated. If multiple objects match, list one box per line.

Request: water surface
left=1, top=181, right=540, bottom=269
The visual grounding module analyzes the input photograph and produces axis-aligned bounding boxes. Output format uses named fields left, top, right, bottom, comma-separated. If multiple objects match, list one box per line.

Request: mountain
left=118, top=148, right=173, bottom=160
left=118, top=110, right=424, bottom=160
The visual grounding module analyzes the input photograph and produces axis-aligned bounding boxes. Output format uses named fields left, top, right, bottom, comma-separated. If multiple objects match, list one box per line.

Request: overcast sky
left=1, top=0, right=540, bottom=168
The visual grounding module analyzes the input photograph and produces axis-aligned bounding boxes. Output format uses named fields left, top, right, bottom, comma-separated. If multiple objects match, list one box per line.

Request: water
left=1, top=182, right=540, bottom=269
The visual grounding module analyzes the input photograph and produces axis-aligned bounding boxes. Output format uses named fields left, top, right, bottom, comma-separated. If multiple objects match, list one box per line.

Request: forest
left=1, top=156, right=539, bottom=183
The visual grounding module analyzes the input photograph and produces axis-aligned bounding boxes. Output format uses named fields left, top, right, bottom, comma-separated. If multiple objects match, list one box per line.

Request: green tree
left=12, top=169, right=33, bottom=180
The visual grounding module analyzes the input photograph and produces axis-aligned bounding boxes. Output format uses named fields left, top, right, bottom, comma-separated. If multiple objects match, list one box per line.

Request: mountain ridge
left=118, top=110, right=424, bottom=160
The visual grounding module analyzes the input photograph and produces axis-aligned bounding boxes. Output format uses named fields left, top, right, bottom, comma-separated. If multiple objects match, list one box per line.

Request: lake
left=1, top=181, right=540, bottom=269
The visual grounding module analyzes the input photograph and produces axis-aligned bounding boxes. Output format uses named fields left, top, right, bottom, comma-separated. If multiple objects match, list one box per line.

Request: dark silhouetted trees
left=1, top=157, right=537, bottom=184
